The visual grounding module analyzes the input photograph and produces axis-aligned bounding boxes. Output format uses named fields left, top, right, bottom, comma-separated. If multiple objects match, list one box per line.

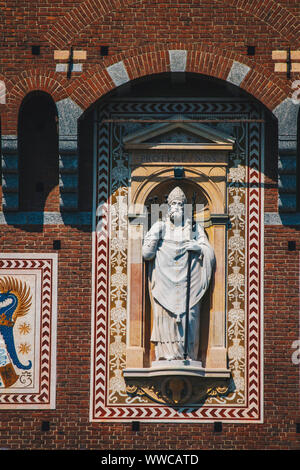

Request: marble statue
left=142, top=186, right=215, bottom=363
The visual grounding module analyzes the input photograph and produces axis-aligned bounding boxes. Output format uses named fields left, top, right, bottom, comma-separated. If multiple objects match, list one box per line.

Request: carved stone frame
left=124, top=121, right=235, bottom=376
left=90, top=98, right=264, bottom=421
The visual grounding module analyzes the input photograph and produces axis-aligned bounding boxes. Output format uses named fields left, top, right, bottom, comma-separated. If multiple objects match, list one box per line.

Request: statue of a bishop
left=142, top=186, right=215, bottom=363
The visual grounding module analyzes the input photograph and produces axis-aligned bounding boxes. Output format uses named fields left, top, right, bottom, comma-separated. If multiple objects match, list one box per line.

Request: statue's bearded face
left=168, top=199, right=184, bottom=223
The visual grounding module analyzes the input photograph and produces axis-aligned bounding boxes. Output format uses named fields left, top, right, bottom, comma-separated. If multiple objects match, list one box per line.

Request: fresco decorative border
left=0, top=253, right=57, bottom=409
left=90, top=99, right=264, bottom=422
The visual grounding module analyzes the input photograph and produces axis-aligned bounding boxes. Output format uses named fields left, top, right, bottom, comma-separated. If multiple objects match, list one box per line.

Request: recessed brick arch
left=5, top=43, right=290, bottom=133
left=67, top=44, right=289, bottom=113
left=5, top=70, right=68, bottom=134
left=44, top=0, right=300, bottom=48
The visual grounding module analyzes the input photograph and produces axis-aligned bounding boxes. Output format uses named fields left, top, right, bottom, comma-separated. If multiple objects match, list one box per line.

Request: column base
left=205, top=346, right=228, bottom=369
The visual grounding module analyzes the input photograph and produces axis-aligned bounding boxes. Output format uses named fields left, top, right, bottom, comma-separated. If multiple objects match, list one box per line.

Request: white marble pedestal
left=123, top=360, right=231, bottom=379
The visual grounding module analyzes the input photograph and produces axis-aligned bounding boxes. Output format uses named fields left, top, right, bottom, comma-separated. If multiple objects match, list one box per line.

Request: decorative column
left=126, top=214, right=147, bottom=368
left=56, top=98, right=83, bottom=211
left=205, top=216, right=228, bottom=369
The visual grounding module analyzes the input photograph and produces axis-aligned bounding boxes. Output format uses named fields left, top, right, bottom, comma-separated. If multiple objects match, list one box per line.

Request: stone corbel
left=126, top=375, right=230, bottom=405
left=124, top=363, right=231, bottom=405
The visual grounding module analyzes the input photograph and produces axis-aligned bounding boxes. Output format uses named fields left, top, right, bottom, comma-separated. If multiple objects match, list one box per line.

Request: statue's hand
left=184, top=240, right=203, bottom=253
left=151, top=221, right=165, bottom=240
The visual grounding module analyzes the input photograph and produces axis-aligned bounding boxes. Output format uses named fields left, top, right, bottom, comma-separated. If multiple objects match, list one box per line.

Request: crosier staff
left=183, top=192, right=197, bottom=361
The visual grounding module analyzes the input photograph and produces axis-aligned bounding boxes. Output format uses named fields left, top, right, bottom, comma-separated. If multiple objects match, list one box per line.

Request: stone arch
left=4, top=43, right=289, bottom=135
left=67, top=44, right=288, bottom=112
left=131, top=167, right=224, bottom=215
left=6, top=70, right=67, bottom=133
left=1, top=44, right=288, bottom=214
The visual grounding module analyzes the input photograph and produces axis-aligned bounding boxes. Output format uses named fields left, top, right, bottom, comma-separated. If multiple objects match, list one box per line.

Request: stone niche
left=122, top=117, right=233, bottom=404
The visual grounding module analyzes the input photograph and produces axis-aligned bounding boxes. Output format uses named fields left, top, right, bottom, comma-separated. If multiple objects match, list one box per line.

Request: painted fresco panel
left=0, top=254, right=57, bottom=409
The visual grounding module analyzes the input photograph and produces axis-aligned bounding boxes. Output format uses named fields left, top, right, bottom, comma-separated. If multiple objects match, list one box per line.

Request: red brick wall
left=1, top=0, right=297, bottom=132
left=0, top=226, right=299, bottom=450
left=0, top=0, right=299, bottom=450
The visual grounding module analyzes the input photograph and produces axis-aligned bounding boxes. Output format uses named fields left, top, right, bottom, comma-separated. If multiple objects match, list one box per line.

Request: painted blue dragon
left=0, top=277, right=32, bottom=374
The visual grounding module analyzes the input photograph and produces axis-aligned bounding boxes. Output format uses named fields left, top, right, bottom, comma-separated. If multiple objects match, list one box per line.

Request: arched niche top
left=18, top=90, right=58, bottom=132
left=126, top=114, right=231, bottom=217
left=129, top=166, right=226, bottom=216
left=145, top=178, right=208, bottom=206
left=144, top=178, right=211, bottom=228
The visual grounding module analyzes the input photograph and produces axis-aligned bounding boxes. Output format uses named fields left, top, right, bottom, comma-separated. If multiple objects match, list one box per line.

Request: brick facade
left=0, top=0, right=299, bottom=450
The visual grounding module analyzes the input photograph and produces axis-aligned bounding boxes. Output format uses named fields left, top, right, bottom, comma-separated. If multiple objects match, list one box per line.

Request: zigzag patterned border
left=108, top=100, right=259, bottom=116
left=90, top=100, right=263, bottom=422
left=246, top=119, right=263, bottom=421
left=0, top=254, right=57, bottom=409
left=92, top=107, right=110, bottom=418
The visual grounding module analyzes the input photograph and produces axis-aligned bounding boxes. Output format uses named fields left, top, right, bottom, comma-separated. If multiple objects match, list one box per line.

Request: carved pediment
left=123, top=116, right=235, bottom=150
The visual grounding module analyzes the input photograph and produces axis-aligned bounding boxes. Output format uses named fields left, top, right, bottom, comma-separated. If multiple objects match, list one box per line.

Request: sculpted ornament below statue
left=142, top=186, right=216, bottom=364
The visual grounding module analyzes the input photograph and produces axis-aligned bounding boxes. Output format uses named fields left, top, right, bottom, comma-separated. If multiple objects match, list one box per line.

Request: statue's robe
left=142, top=219, right=215, bottom=361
